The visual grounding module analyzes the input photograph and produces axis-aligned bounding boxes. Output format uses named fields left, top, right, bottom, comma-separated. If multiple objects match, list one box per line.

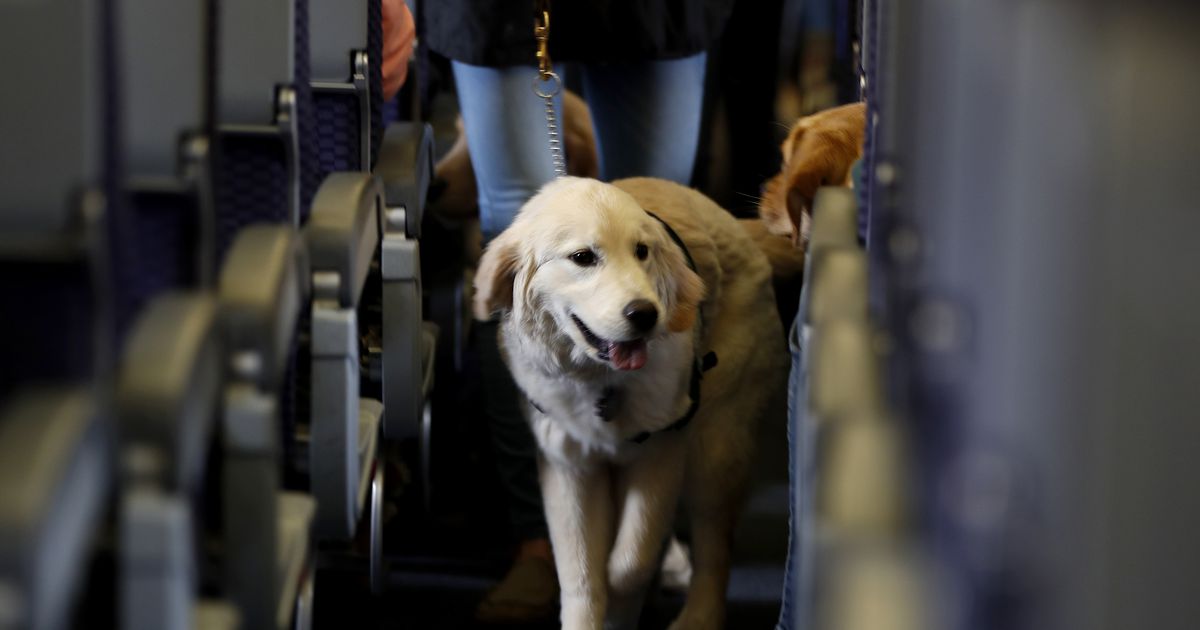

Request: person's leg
left=451, top=61, right=563, bottom=240
left=580, top=52, right=707, bottom=184
left=780, top=250, right=816, bottom=629
left=452, top=61, right=562, bottom=621
left=472, top=321, right=558, bottom=622
left=453, top=61, right=564, bottom=537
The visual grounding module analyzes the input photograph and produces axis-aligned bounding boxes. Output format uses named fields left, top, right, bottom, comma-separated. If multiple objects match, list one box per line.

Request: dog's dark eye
left=635, top=243, right=649, bottom=261
left=569, top=249, right=597, bottom=267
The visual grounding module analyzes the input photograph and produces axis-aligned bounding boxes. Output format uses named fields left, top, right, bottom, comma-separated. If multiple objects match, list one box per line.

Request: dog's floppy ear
left=785, top=174, right=819, bottom=246
left=771, top=103, right=867, bottom=245
left=759, top=123, right=813, bottom=244
left=665, top=246, right=706, bottom=333
left=473, top=230, right=522, bottom=321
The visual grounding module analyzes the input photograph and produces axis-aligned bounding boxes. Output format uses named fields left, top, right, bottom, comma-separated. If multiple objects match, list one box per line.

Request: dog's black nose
left=623, top=299, right=658, bottom=333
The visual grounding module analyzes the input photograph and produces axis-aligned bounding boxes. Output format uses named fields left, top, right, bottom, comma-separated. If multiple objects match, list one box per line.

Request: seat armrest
left=304, top=173, right=383, bottom=308
left=218, top=225, right=309, bottom=389
left=810, top=187, right=860, bottom=251
left=117, top=292, right=221, bottom=490
left=808, top=248, right=869, bottom=327
left=275, top=493, right=315, bottom=629
left=809, top=322, right=884, bottom=420
left=306, top=173, right=383, bottom=540
left=376, top=122, right=433, bottom=238
left=0, top=388, right=111, bottom=630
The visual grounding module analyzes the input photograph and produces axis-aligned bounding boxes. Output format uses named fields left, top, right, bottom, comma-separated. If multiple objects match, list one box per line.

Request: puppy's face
left=475, top=178, right=704, bottom=371
left=760, top=102, right=867, bottom=245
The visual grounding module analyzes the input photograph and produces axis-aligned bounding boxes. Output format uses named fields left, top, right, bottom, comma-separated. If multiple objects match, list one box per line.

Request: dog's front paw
left=561, top=599, right=606, bottom=630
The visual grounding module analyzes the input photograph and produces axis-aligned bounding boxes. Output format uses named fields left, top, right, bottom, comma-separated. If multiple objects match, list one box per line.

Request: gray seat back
left=0, top=0, right=117, bottom=392
left=0, top=0, right=111, bottom=235
left=309, top=0, right=368, bottom=83
left=213, top=0, right=314, bottom=241
left=217, top=0, right=297, bottom=126
left=882, top=2, right=1200, bottom=629
left=118, top=0, right=210, bottom=181
left=309, top=0, right=372, bottom=175
left=113, top=0, right=219, bottom=342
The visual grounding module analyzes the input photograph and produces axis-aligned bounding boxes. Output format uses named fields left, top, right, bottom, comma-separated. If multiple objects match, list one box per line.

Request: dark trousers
left=475, top=320, right=549, bottom=542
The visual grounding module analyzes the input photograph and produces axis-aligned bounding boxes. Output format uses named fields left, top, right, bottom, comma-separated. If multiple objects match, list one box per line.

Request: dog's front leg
left=540, top=454, right=613, bottom=630
left=670, top=411, right=755, bottom=630
left=606, top=434, right=687, bottom=630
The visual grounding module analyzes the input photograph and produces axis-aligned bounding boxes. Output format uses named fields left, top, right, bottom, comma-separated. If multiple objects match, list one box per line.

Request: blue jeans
left=453, top=54, right=708, bottom=541
left=779, top=264, right=814, bottom=629
left=452, top=54, right=707, bottom=239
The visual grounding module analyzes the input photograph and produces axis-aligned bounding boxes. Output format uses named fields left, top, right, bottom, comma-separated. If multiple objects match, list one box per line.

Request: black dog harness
left=624, top=212, right=718, bottom=444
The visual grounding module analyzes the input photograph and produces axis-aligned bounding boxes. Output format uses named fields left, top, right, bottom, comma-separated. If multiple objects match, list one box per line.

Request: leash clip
left=533, top=0, right=566, bottom=177
left=534, top=6, right=552, bottom=80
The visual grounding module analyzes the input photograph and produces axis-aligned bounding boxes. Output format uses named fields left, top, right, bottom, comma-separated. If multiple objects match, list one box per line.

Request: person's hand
left=381, top=0, right=415, bottom=101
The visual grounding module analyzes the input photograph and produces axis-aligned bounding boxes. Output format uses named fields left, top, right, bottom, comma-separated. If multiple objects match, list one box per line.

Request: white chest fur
left=503, top=328, right=695, bottom=466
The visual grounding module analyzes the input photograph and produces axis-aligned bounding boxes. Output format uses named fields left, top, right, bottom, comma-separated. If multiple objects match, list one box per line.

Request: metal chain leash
left=533, top=0, right=566, bottom=177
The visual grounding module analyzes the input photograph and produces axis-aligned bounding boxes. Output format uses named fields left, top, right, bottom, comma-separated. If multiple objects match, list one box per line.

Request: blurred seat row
left=780, top=0, right=933, bottom=625
left=0, top=0, right=434, bottom=628
left=787, top=184, right=932, bottom=630
left=791, top=1, right=1200, bottom=630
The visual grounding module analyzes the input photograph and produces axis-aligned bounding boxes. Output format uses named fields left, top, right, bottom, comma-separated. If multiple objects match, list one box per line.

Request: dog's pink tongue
left=609, top=340, right=648, bottom=371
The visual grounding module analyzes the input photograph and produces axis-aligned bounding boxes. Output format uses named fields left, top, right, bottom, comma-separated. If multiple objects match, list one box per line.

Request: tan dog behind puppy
left=475, top=177, right=787, bottom=630
left=759, top=102, right=866, bottom=245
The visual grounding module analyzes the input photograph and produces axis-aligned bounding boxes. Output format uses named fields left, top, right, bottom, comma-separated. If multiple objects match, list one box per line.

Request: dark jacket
left=423, top=0, right=735, bottom=67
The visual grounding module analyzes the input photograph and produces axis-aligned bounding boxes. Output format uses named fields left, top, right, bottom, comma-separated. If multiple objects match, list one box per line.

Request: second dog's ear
left=786, top=186, right=812, bottom=247
left=474, top=231, right=521, bottom=321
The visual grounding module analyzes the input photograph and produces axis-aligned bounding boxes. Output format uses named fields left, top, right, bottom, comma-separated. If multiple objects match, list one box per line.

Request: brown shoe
left=474, top=555, right=559, bottom=624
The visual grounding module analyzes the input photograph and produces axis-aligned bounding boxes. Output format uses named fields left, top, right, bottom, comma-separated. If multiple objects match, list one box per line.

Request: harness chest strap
left=629, top=350, right=717, bottom=444
left=629, top=211, right=717, bottom=444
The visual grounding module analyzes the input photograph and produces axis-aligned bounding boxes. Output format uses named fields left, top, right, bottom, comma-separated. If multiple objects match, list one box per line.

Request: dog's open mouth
left=571, top=314, right=648, bottom=371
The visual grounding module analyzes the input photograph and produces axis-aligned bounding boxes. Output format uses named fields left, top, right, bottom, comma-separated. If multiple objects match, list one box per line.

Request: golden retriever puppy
left=474, top=177, right=787, bottom=629
left=759, top=102, right=866, bottom=245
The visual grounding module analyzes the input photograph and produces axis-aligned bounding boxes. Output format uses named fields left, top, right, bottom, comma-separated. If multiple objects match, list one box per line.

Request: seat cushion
left=275, top=491, right=315, bottom=628
left=356, top=397, right=382, bottom=511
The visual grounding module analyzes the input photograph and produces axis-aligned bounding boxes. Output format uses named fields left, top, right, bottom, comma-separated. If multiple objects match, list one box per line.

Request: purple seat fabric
left=0, top=0, right=124, bottom=395
left=294, top=0, right=321, bottom=219
left=367, top=0, right=384, bottom=167
left=314, top=90, right=363, bottom=178
left=215, top=134, right=290, bottom=259
left=214, top=0, right=319, bottom=264
left=0, top=265, right=96, bottom=399
left=115, top=192, right=201, bottom=344
left=312, top=0, right=382, bottom=176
